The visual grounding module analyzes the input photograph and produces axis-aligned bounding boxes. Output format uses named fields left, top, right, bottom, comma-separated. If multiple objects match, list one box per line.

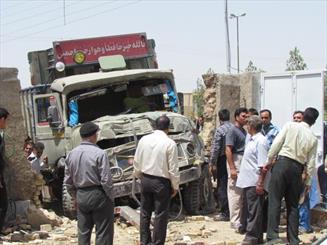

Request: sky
left=0, top=0, right=326, bottom=92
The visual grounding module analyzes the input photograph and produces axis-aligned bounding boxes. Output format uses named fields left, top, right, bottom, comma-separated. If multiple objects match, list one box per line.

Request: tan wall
left=182, top=93, right=194, bottom=118
left=0, top=67, right=37, bottom=201
left=201, top=72, right=261, bottom=157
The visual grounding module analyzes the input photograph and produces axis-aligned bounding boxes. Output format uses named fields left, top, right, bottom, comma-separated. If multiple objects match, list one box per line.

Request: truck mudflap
left=112, top=165, right=202, bottom=198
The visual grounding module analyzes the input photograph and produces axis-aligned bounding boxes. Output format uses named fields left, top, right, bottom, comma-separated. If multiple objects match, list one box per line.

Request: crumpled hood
left=70, top=111, right=193, bottom=148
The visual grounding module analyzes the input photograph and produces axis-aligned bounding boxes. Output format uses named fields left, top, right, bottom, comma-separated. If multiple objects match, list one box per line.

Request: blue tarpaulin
left=68, top=100, right=79, bottom=126
left=165, top=80, right=178, bottom=112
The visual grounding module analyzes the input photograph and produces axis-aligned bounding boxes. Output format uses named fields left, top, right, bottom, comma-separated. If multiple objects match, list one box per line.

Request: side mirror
left=47, top=105, right=61, bottom=128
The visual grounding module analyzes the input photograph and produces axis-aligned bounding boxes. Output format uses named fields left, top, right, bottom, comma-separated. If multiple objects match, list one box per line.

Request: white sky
left=0, top=0, right=326, bottom=92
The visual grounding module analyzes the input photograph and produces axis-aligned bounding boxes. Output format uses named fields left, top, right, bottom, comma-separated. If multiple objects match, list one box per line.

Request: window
left=35, top=97, right=50, bottom=125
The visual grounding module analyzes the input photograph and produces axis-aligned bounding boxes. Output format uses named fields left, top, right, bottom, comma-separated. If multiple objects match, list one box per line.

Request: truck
left=20, top=33, right=214, bottom=218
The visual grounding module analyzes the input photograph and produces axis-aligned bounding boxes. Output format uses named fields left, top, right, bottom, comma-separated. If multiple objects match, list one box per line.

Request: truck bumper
left=112, top=165, right=202, bottom=198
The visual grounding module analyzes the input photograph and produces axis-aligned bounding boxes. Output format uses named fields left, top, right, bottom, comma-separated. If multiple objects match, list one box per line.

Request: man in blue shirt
left=260, top=109, right=279, bottom=147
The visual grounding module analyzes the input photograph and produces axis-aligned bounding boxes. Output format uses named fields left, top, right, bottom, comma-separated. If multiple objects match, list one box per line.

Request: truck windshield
left=67, top=79, right=178, bottom=125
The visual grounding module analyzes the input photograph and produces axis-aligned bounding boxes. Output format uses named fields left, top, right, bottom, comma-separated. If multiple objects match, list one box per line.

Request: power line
left=1, top=0, right=120, bottom=37
left=0, top=0, right=142, bottom=43
left=2, top=0, right=80, bottom=26
left=0, top=1, right=48, bottom=19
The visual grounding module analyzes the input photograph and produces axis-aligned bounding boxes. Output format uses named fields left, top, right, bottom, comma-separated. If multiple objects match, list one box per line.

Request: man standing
left=209, top=109, right=233, bottom=221
left=260, top=109, right=279, bottom=147
left=293, top=111, right=304, bottom=122
left=30, top=142, right=48, bottom=174
left=64, top=122, right=114, bottom=245
left=259, top=109, right=280, bottom=151
left=263, top=107, right=319, bottom=245
left=0, top=108, right=9, bottom=233
left=237, top=115, right=269, bottom=245
left=225, top=107, right=248, bottom=231
left=292, top=110, right=315, bottom=234
left=134, top=115, right=180, bottom=245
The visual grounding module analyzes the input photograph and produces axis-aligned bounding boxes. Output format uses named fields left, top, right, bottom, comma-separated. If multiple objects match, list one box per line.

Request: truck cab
left=21, top=46, right=214, bottom=217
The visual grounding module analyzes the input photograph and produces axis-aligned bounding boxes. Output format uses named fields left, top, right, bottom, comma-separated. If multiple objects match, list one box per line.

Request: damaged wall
left=0, top=67, right=37, bottom=201
left=201, top=72, right=260, bottom=156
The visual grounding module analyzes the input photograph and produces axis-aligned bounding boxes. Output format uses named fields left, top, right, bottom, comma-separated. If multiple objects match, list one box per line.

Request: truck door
left=33, top=93, right=66, bottom=166
left=261, top=71, right=325, bottom=167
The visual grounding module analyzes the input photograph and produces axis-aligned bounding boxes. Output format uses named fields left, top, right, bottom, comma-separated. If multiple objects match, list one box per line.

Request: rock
left=10, top=231, right=27, bottom=242
left=64, top=227, right=77, bottom=237
left=200, top=225, right=206, bottom=230
left=53, top=234, right=69, bottom=241
left=201, top=230, right=212, bottom=236
left=26, top=204, right=62, bottom=229
left=186, top=216, right=205, bottom=221
left=209, top=228, right=217, bottom=233
left=40, top=224, right=52, bottom=232
left=182, top=235, right=192, bottom=242
left=19, top=223, right=32, bottom=230
left=34, top=231, right=49, bottom=239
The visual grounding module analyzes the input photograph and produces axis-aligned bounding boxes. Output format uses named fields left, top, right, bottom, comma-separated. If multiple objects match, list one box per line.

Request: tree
left=286, top=47, right=307, bottom=71
left=193, top=78, right=205, bottom=117
left=245, top=60, right=258, bottom=72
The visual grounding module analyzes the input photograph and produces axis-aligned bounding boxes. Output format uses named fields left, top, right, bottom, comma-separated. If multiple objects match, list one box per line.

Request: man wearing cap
left=133, top=115, right=180, bottom=245
left=64, top=122, right=114, bottom=245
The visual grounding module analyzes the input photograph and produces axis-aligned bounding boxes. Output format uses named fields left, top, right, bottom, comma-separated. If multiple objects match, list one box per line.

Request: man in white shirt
left=262, top=107, right=319, bottom=245
left=237, top=115, right=269, bottom=245
left=30, top=142, right=48, bottom=174
left=134, top=115, right=180, bottom=245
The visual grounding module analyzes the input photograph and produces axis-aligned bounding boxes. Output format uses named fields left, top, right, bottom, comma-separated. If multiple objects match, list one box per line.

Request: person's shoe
left=235, top=226, right=246, bottom=234
left=298, top=226, right=313, bottom=234
left=264, top=238, right=283, bottom=245
left=213, top=213, right=229, bottom=221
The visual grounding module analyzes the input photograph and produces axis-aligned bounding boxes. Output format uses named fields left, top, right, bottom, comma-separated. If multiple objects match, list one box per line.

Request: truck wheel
left=62, top=185, right=77, bottom=219
left=199, top=163, right=215, bottom=214
left=182, top=179, right=201, bottom=215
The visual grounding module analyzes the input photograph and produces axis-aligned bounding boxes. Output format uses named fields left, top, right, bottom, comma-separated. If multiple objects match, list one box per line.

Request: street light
left=230, top=13, right=246, bottom=73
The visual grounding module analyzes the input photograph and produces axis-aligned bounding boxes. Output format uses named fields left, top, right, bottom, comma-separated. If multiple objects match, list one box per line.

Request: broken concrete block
left=53, top=234, right=69, bottom=241
left=27, top=204, right=62, bottom=229
left=40, top=224, right=52, bottom=232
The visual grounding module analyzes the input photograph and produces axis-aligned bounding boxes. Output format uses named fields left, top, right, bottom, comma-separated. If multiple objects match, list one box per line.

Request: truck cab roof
left=50, top=69, right=174, bottom=95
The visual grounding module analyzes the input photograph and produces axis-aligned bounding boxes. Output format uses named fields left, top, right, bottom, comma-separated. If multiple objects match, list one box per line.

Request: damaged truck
left=20, top=33, right=214, bottom=218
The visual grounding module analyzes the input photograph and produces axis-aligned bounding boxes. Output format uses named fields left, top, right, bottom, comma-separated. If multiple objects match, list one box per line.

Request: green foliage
left=193, top=78, right=205, bottom=117
left=245, top=60, right=265, bottom=72
left=286, top=47, right=307, bottom=71
left=245, top=60, right=258, bottom=72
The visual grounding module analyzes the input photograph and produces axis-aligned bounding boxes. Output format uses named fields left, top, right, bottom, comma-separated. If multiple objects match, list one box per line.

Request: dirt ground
left=2, top=212, right=326, bottom=245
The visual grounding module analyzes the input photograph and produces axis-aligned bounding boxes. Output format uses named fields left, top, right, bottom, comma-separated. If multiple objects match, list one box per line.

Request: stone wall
left=0, top=67, right=37, bottom=201
left=201, top=72, right=261, bottom=157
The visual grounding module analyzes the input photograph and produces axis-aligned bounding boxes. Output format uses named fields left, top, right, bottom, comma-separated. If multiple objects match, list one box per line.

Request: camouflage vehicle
left=20, top=57, right=214, bottom=217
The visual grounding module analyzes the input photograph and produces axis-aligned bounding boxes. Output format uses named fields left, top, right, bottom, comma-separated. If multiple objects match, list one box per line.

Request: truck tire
left=62, top=185, right=77, bottom=219
left=199, top=163, right=215, bottom=214
left=182, top=163, right=215, bottom=215
left=182, top=179, right=201, bottom=215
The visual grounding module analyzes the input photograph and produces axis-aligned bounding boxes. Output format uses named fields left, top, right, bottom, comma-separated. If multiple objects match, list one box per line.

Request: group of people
left=63, top=115, right=179, bottom=245
left=1, top=102, right=323, bottom=245
left=209, top=107, right=320, bottom=245
left=23, top=137, right=48, bottom=174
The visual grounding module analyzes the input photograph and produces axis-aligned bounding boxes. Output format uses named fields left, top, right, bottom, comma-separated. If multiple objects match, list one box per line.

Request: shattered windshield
left=66, top=79, right=179, bottom=126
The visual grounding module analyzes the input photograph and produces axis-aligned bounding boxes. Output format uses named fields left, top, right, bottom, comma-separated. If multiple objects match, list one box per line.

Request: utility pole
left=63, top=0, right=66, bottom=25
left=230, top=13, right=246, bottom=73
left=224, top=0, right=231, bottom=73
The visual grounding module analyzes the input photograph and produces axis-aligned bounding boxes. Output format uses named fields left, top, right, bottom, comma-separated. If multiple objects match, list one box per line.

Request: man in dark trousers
left=0, top=107, right=9, bottom=234
left=133, top=115, right=180, bottom=245
left=262, top=107, right=319, bottom=245
left=64, top=122, right=114, bottom=245
left=209, top=109, right=233, bottom=221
